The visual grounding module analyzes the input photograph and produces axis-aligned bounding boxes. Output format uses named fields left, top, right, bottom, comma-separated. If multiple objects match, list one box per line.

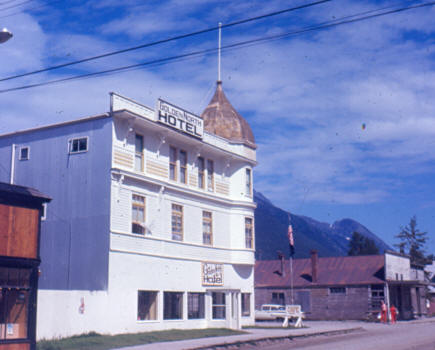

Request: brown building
left=255, top=250, right=427, bottom=321
left=0, top=182, right=50, bottom=350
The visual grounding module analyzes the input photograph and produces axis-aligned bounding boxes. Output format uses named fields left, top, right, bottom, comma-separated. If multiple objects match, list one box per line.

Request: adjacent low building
left=0, top=81, right=257, bottom=339
left=255, top=250, right=428, bottom=320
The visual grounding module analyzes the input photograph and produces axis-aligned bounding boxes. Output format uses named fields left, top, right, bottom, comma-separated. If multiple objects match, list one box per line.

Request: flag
left=288, top=224, right=295, bottom=256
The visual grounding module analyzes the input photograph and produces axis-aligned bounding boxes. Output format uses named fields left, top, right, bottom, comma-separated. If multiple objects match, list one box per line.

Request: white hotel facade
left=0, top=81, right=257, bottom=338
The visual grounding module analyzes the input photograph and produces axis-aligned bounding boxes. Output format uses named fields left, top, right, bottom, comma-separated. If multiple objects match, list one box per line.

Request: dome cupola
left=201, top=81, right=256, bottom=149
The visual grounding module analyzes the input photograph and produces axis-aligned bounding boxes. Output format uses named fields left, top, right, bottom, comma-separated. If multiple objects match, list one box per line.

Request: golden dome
left=201, top=81, right=256, bottom=149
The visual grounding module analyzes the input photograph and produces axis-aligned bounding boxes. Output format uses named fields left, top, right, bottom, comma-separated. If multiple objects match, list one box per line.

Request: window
left=0, top=267, right=31, bottom=340
left=207, top=160, right=214, bottom=191
left=169, top=146, right=177, bottom=181
left=371, top=285, right=384, bottom=310
left=137, top=291, right=157, bottom=320
left=212, top=292, right=226, bottom=319
left=202, top=211, right=212, bottom=245
left=197, top=157, right=205, bottom=189
left=245, top=217, right=254, bottom=249
left=19, top=147, right=29, bottom=160
left=164, top=292, right=183, bottom=320
left=69, top=137, right=88, bottom=153
left=188, top=293, right=205, bottom=319
left=245, top=168, right=252, bottom=196
left=241, top=293, right=251, bottom=317
left=135, top=134, right=144, bottom=171
left=329, top=287, right=346, bottom=294
left=132, top=194, right=146, bottom=235
left=171, top=204, right=183, bottom=241
left=179, top=150, right=187, bottom=184
left=271, top=292, right=285, bottom=305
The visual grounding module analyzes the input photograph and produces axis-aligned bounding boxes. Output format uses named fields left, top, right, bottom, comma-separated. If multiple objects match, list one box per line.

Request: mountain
left=254, top=190, right=391, bottom=260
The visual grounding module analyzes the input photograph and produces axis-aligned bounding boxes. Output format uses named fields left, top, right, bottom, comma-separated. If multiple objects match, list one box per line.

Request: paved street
left=237, top=321, right=435, bottom=350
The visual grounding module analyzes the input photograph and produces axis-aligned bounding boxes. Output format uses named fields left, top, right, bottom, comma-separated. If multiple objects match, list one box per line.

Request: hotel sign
left=202, top=263, right=223, bottom=286
left=156, top=99, right=203, bottom=138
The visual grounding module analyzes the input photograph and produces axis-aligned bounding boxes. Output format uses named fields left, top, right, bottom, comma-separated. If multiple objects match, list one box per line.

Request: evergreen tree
left=394, top=216, right=428, bottom=265
left=348, top=231, right=379, bottom=256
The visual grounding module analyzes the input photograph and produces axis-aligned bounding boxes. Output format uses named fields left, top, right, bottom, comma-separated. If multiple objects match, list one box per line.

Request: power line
left=0, top=0, right=433, bottom=94
left=0, top=0, right=38, bottom=12
left=0, top=0, right=332, bottom=82
left=0, top=0, right=62, bottom=19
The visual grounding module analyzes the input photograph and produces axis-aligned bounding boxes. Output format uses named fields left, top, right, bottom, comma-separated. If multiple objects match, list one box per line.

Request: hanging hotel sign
left=202, top=262, right=223, bottom=286
left=156, top=99, right=203, bottom=139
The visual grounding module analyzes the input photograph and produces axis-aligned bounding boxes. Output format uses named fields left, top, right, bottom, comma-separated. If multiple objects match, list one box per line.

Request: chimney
left=310, top=250, right=318, bottom=283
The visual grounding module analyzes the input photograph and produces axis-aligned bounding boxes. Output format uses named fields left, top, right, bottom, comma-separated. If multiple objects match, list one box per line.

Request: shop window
left=137, top=291, right=157, bottom=321
left=171, top=204, right=183, bottom=241
left=19, top=147, right=29, bottom=160
left=188, top=293, right=205, bottom=319
left=245, top=217, right=254, bottom=249
left=197, top=157, right=205, bottom=189
left=329, top=287, right=346, bottom=294
left=207, top=160, right=214, bottom=191
left=212, top=292, right=226, bottom=319
left=135, top=134, right=144, bottom=171
left=164, top=292, right=183, bottom=320
left=245, top=168, right=252, bottom=196
left=202, top=211, right=212, bottom=245
left=241, top=293, right=251, bottom=317
left=69, top=137, right=88, bottom=153
left=132, top=194, right=146, bottom=235
left=0, top=267, right=31, bottom=340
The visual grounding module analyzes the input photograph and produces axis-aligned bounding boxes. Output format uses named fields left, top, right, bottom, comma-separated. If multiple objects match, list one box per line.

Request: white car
left=255, top=304, right=287, bottom=321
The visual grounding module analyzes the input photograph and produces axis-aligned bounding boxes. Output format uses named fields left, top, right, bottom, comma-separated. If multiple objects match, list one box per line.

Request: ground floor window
left=241, top=293, right=251, bottom=317
left=137, top=291, right=158, bottom=321
left=188, top=293, right=205, bottom=319
left=164, top=292, right=183, bottom=320
left=271, top=292, right=285, bottom=305
left=0, top=267, right=31, bottom=340
left=212, top=292, right=226, bottom=319
left=329, top=287, right=346, bottom=294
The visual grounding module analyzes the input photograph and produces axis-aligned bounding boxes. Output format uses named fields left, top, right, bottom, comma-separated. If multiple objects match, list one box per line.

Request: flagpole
left=290, top=255, right=294, bottom=304
left=287, top=213, right=295, bottom=305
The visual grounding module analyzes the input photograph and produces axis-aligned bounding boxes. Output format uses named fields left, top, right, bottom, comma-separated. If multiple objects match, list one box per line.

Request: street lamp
left=0, top=28, right=12, bottom=44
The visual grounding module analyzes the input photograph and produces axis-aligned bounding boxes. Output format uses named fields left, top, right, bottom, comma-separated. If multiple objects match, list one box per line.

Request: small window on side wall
left=69, top=137, right=88, bottom=154
left=19, top=146, right=29, bottom=160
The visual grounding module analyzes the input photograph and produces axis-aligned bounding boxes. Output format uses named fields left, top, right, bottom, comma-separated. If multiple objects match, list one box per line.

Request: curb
left=190, top=327, right=364, bottom=350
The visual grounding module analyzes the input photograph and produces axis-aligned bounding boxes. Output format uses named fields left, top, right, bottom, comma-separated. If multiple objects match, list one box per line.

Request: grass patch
left=243, top=325, right=308, bottom=329
left=37, top=328, right=246, bottom=350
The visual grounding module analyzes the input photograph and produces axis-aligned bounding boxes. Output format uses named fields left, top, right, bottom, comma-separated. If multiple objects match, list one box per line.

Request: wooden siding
left=146, top=159, right=168, bottom=178
left=113, top=149, right=133, bottom=168
left=215, top=180, right=229, bottom=196
left=0, top=204, right=39, bottom=259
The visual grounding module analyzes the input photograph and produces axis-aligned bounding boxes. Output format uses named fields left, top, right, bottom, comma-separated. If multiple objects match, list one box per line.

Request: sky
left=0, top=0, right=434, bottom=254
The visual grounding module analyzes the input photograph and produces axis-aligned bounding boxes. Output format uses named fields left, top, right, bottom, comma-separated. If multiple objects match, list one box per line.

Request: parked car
left=255, top=304, right=287, bottom=321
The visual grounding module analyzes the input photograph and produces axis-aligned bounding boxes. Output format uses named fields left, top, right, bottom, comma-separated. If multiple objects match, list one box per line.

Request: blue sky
left=1, top=0, right=434, bottom=254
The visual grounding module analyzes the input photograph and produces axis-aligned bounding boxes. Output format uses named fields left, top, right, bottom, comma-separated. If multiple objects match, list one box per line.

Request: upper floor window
left=245, top=168, right=252, bottom=196
left=169, top=146, right=187, bottom=184
left=197, top=157, right=205, bottom=189
left=179, top=150, right=187, bottom=184
left=135, top=134, right=144, bottom=172
left=69, top=137, right=88, bottom=154
left=171, top=204, right=183, bottom=241
left=132, top=194, right=146, bottom=235
left=245, top=217, right=254, bottom=249
left=202, top=211, right=212, bottom=245
left=207, top=160, right=214, bottom=191
left=19, top=146, right=29, bottom=160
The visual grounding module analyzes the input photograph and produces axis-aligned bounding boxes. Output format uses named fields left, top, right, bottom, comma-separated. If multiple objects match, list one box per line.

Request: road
left=238, top=322, right=435, bottom=350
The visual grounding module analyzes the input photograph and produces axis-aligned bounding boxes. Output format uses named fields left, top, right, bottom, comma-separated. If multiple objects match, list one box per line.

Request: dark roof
left=255, top=255, right=385, bottom=288
left=0, top=182, right=51, bottom=207
left=201, top=81, right=256, bottom=149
